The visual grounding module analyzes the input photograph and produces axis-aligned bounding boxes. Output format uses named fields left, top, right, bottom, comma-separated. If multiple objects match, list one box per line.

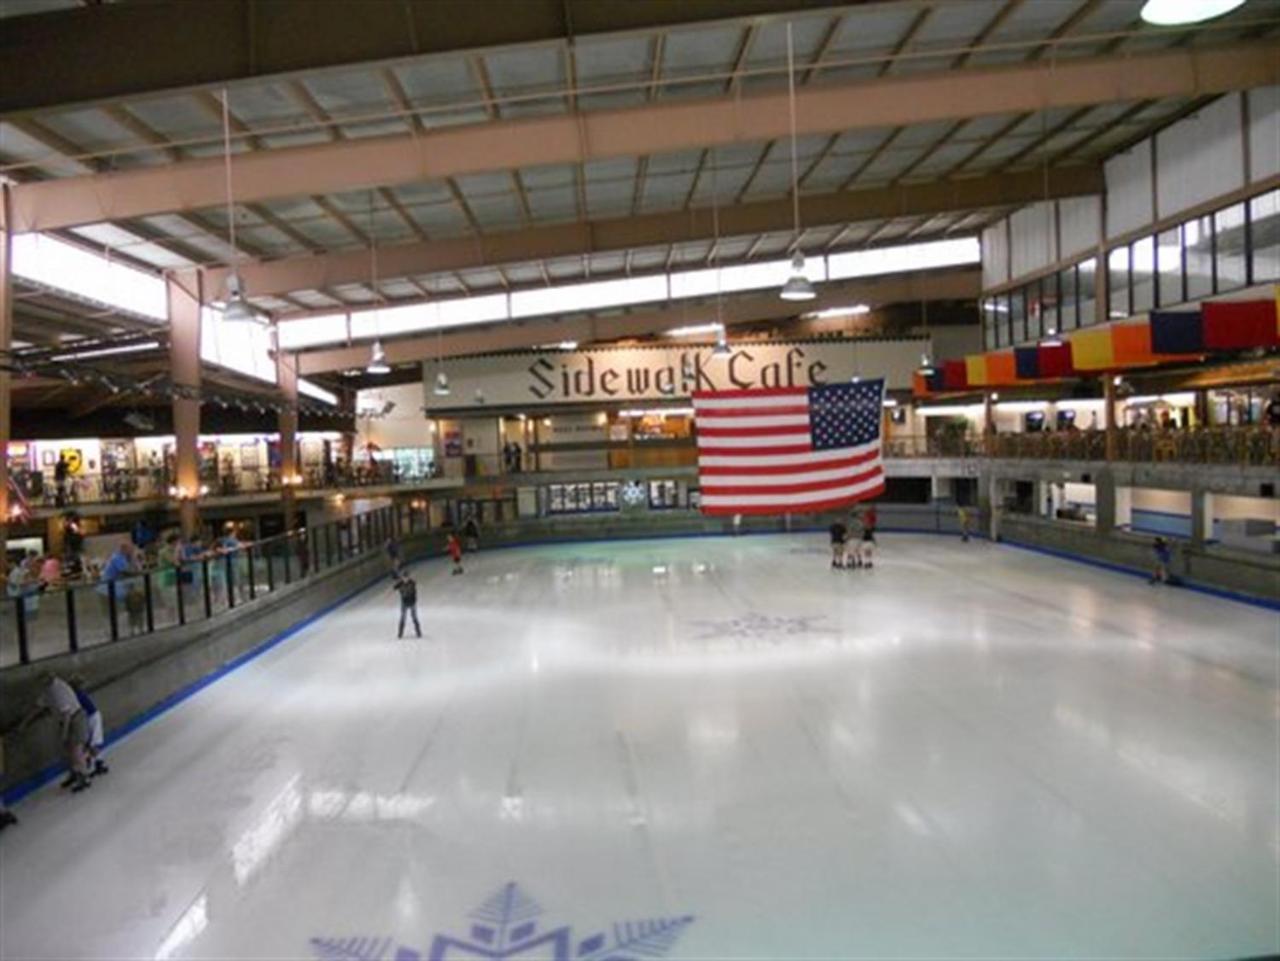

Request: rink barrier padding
left=4, top=519, right=1275, bottom=804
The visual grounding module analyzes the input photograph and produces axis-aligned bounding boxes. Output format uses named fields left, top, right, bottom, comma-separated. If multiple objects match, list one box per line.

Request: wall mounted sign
left=422, top=339, right=928, bottom=411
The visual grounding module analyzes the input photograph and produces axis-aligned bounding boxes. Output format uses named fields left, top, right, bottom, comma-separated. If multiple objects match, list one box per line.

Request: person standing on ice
left=828, top=519, right=848, bottom=569
left=446, top=532, right=464, bottom=575
left=384, top=536, right=402, bottom=574
left=1149, top=537, right=1172, bottom=585
left=393, top=572, right=422, bottom=639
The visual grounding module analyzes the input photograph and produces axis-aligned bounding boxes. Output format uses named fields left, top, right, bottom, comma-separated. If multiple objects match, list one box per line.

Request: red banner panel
left=1202, top=300, right=1280, bottom=350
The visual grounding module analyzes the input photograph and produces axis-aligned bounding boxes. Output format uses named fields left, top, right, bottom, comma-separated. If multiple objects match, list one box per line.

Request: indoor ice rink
left=2, top=536, right=1277, bottom=960
left=1, top=1, right=1279, bottom=960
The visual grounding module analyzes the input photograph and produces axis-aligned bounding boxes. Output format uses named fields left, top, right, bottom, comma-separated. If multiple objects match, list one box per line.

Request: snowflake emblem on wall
left=311, top=882, right=694, bottom=961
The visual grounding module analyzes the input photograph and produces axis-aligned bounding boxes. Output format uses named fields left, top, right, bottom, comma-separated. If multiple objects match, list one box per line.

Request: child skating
left=447, top=532, right=464, bottom=575
left=393, top=572, right=422, bottom=639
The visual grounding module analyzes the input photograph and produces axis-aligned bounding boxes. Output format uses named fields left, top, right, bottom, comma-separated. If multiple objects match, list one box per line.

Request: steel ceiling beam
left=0, top=0, right=853, bottom=115
left=201, top=165, right=1099, bottom=298
left=8, top=41, right=1272, bottom=234
left=297, top=266, right=981, bottom=375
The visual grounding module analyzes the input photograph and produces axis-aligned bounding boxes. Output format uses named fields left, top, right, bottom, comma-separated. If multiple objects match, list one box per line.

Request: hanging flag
left=1202, top=300, right=1280, bottom=350
left=965, top=354, right=989, bottom=387
left=1014, top=346, right=1040, bottom=379
left=942, top=360, right=968, bottom=390
left=1112, top=320, right=1160, bottom=366
left=1150, top=310, right=1204, bottom=354
left=985, top=351, right=1018, bottom=386
left=1037, top=342, right=1075, bottom=378
left=693, top=381, right=885, bottom=516
left=1070, top=327, right=1115, bottom=370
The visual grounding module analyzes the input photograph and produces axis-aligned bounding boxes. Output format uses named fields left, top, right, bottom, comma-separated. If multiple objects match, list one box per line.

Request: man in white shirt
left=21, top=673, right=92, bottom=793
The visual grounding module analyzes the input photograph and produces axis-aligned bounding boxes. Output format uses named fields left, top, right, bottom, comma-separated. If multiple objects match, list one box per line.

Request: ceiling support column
left=167, top=271, right=203, bottom=539
left=277, top=349, right=300, bottom=531
left=0, top=186, right=13, bottom=575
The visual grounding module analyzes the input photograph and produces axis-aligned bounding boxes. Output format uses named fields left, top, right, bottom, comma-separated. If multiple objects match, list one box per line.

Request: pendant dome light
left=432, top=327, right=451, bottom=396
left=779, top=22, right=816, bottom=303
left=1140, top=0, right=1245, bottom=26
left=218, top=89, right=267, bottom=327
left=364, top=191, right=390, bottom=375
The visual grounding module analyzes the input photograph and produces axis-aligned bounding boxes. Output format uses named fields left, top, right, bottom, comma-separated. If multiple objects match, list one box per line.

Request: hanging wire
left=220, top=88, right=238, bottom=263
left=786, top=21, right=802, bottom=250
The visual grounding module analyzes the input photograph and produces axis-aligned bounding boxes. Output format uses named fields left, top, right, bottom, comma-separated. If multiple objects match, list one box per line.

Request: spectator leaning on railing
left=96, top=540, right=138, bottom=623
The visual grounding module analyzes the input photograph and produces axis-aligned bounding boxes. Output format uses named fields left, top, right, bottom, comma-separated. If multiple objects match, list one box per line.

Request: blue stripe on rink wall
left=5, top=525, right=1274, bottom=805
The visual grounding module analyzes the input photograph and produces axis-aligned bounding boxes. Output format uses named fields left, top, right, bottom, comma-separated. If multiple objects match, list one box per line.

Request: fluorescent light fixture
left=666, top=322, right=724, bottom=337
left=366, top=339, right=390, bottom=375
left=916, top=404, right=983, bottom=416
left=534, top=341, right=578, bottom=351
left=618, top=407, right=694, bottom=418
left=996, top=401, right=1050, bottom=413
left=805, top=304, right=871, bottom=319
left=52, top=340, right=160, bottom=362
left=882, top=398, right=899, bottom=408
left=1140, top=0, right=1245, bottom=25
left=779, top=252, right=816, bottom=301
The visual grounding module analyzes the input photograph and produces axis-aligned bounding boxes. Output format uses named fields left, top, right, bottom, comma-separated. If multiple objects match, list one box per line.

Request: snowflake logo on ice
left=689, top=611, right=835, bottom=641
left=311, top=881, right=694, bottom=961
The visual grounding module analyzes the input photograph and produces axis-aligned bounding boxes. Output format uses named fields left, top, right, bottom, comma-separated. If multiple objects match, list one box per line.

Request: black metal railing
left=0, top=504, right=432, bottom=669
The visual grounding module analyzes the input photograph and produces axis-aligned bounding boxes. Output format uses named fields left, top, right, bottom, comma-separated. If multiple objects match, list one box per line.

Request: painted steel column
left=1095, top=469, right=1116, bottom=534
left=167, top=272, right=203, bottom=538
left=1104, top=375, right=1118, bottom=462
left=982, top=393, right=994, bottom=454
left=277, top=349, right=300, bottom=530
left=1190, top=488, right=1213, bottom=548
left=0, top=185, right=12, bottom=573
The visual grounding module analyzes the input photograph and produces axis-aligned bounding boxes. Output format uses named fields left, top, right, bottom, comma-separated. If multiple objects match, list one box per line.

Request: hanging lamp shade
left=366, top=339, right=390, bottom=375
left=779, top=252, right=816, bottom=302
left=221, top=271, right=266, bottom=326
left=433, top=369, right=451, bottom=396
left=713, top=329, right=731, bottom=356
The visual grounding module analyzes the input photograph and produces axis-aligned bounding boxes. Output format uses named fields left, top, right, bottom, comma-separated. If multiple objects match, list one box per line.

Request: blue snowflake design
left=688, top=611, right=835, bottom=641
left=312, top=882, right=694, bottom=961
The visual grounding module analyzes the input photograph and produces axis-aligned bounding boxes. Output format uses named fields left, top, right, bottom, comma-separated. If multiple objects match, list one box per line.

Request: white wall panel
left=1009, top=201, right=1056, bottom=278
left=1156, top=94, right=1244, bottom=219
left=1058, top=196, right=1101, bottom=259
left=1105, top=139, right=1153, bottom=239
left=981, top=220, right=1009, bottom=289
left=1248, top=86, right=1280, bottom=182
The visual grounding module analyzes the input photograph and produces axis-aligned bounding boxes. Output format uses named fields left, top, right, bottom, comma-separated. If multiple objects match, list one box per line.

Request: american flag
left=693, top=380, right=886, bottom=515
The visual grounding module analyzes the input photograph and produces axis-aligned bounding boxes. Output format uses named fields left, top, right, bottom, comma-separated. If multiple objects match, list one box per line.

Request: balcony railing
left=0, top=504, right=422, bottom=668
left=988, top=427, right=1279, bottom=467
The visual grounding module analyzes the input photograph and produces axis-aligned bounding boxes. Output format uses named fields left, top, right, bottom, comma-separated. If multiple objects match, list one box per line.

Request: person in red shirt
left=446, top=532, right=464, bottom=575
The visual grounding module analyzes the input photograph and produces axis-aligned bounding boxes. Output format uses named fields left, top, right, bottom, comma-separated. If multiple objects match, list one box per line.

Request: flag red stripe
left=692, top=387, right=808, bottom=400
left=700, top=483, right=887, bottom=516
left=698, top=448, right=879, bottom=476
left=696, top=424, right=811, bottom=438
left=701, top=465, right=882, bottom=497
left=695, top=404, right=810, bottom=418
left=695, top=443, right=814, bottom=456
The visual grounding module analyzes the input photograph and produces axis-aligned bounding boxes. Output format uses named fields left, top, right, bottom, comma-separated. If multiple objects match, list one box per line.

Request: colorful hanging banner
left=1111, top=321, right=1159, bottom=366
left=1070, top=327, right=1115, bottom=370
left=1202, top=300, right=1280, bottom=350
left=1150, top=310, right=1204, bottom=354
left=942, top=360, right=969, bottom=390
left=1037, top=342, right=1075, bottom=378
left=1013, top=346, right=1040, bottom=380
left=964, top=354, right=989, bottom=387
left=985, top=351, right=1018, bottom=386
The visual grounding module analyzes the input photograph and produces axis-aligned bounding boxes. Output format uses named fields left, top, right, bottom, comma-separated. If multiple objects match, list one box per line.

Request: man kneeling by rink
left=19, top=672, right=105, bottom=793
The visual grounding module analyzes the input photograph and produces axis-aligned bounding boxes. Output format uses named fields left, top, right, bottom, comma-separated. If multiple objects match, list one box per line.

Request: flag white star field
left=693, top=380, right=886, bottom=515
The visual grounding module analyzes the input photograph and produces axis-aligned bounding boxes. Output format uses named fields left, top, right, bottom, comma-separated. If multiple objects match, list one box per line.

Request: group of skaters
left=383, top=513, right=481, bottom=640
left=828, top=506, right=878, bottom=570
left=0, top=671, right=112, bottom=833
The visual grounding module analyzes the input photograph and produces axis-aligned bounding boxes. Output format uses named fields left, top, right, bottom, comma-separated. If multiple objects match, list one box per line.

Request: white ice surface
left=0, top=534, right=1277, bottom=960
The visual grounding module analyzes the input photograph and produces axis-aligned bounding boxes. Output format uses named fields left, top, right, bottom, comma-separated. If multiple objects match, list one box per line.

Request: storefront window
left=1249, top=189, right=1279, bottom=283
left=1058, top=265, right=1079, bottom=330
left=1009, top=287, right=1026, bottom=344
left=1078, top=257, right=1098, bottom=326
left=1214, top=202, right=1247, bottom=292
left=1185, top=214, right=1214, bottom=299
left=1157, top=226, right=1183, bottom=307
left=1131, top=235, right=1155, bottom=314
left=1107, top=245, right=1130, bottom=319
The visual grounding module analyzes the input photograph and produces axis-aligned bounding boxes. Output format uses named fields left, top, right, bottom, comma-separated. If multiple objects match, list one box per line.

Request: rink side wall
left=3, top=504, right=1276, bottom=800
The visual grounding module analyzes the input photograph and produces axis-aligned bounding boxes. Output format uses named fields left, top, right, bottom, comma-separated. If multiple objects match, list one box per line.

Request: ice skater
left=958, top=505, right=972, bottom=542
left=384, top=536, right=402, bottom=574
left=828, top=519, right=848, bottom=569
left=20, top=672, right=92, bottom=792
left=447, top=532, right=464, bottom=575
left=393, top=572, right=422, bottom=639
left=69, top=675, right=109, bottom=778
left=1149, top=536, right=1172, bottom=585
left=858, top=523, right=877, bottom=569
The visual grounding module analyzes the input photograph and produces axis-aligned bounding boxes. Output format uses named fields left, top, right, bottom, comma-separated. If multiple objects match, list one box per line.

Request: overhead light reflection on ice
left=153, top=894, right=208, bottom=960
